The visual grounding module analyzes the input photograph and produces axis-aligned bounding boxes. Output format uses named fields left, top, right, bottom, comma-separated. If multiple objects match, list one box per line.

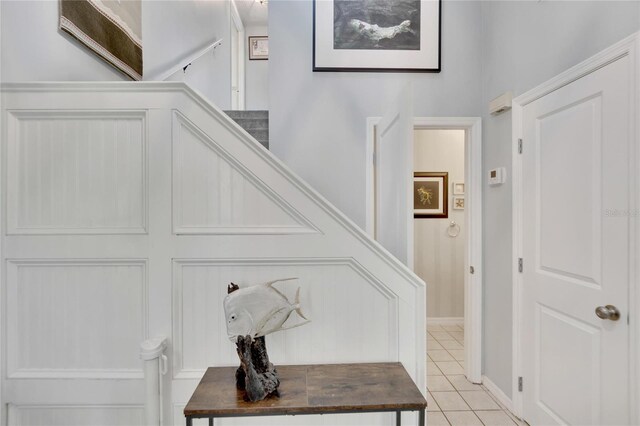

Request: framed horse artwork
left=413, top=172, right=448, bottom=218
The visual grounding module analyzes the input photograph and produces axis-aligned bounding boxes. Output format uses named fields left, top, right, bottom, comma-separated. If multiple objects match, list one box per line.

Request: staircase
left=1, top=82, right=425, bottom=426
left=224, top=110, right=269, bottom=149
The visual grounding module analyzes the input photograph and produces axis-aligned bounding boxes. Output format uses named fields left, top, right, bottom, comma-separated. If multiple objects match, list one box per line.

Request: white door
left=521, top=55, right=631, bottom=425
left=375, top=85, right=413, bottom=266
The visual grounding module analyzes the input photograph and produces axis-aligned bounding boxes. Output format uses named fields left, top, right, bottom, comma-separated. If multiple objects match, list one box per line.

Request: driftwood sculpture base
left=235, top=335, right=280, bottom=402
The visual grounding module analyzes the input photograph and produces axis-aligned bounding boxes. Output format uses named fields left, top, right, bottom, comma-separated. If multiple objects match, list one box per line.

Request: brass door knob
left=595, top=305, right=620, bottom=321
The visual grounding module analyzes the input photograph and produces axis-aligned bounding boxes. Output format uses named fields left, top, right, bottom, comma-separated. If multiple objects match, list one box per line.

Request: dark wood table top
left=184, top=362, right=427, bottom=417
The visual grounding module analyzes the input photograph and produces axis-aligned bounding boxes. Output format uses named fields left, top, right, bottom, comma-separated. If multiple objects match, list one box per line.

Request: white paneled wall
left=414, top=130, right=465, bottom=319
left=173, top=259, right=396, bottom=379
left=7, top=111, right=146, bottom=234
left=6, top=260, right=146, bottom=379
left=7, top=405, right=145, bottom=426
left=172, top=113, right=315, bottom=234
left=1, top=83, right=425, bottom=426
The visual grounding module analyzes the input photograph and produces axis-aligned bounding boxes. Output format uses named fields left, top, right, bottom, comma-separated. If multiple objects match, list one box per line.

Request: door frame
left=512, top=31, right=640, bottom=421
left=366, top=116, right=483, bottom=383
left=230, top=0, right=246, bottom=110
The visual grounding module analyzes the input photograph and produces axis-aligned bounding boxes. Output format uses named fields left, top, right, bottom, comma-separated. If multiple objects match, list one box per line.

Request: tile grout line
left=428, top=329, right=518, bottom=426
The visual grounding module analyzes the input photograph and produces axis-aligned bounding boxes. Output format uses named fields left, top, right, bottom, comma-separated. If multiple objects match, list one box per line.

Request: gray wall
left=1, top=0, right=126, bottom=81
left=269, top=0, right=483, bottom=225
left=245, top=25, right=269, bottom=110
left=147, top=1, right=232, bottom=109
left=270, top=0, right=640, bottom=400
left=480, top=1, right=640, bottom=397
left=3, top=0, right=639, bottom=403
left=1, top=0, right=232, bottom=108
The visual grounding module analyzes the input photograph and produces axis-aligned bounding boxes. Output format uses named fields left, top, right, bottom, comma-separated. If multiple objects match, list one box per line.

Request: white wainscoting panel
left=172, top=112, right=317, bottom=234
left=2, top=83, right=426, bottom=426
left=6, top=111, right=147, bottom=234
left=6, top=260, right=147, bottom=379
left=173, top=258, right=397, bottom=378
left=7, top=404, right=145, bottom=426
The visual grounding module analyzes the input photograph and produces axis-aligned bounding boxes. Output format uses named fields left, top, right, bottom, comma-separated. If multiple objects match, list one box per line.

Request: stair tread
left=224, top=111, right=269, bottom=150
left=224, top=110, right=268, bottom=119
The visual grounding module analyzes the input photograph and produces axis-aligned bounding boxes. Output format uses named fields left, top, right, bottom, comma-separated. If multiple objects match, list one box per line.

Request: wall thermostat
left=488, top=167, right=506, bottom=185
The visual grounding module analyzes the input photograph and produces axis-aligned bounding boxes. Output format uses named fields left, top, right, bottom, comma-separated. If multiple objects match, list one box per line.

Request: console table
left=184, top=362, right=426, bottom=425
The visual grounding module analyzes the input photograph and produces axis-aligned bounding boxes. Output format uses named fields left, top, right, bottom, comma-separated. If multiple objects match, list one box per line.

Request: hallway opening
left=366, top=117, right=483, bottom=384
left=413, top=129, right=465, bottom=325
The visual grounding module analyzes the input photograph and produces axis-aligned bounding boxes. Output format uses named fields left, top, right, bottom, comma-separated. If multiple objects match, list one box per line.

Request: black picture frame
left=312, top=0, right=442, bottom=73
left=249, top=36, right=268, bottom=60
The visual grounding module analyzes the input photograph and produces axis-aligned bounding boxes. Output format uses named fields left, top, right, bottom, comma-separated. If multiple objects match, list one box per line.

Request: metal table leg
left=396, top=411, right=401, bottom=425
left=209, top=417, right=214, bottom=426
left=418, top=409, right=425, bottom=426
left=185, top=416, right=192, bottom=426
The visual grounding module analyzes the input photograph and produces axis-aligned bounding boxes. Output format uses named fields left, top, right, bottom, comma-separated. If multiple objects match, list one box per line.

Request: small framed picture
left=414, top=172, right=448, bottom=218
left=453, top=182, right=465, bottom=195
left=453, top=196, right=465, bottom=210
left=249, top=36, right=268, bottom=60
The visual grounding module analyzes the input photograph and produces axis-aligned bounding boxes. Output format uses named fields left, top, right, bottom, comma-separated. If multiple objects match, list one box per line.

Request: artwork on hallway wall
left=453, top=196, right=465, bottom=210
left=313, top=0, right=441, bottom=72
left=453, top=182, right=465, bottom=195
left=414, top=172, right=448, bottom=218
left=59, top=0, right=142, bottom=80
left=249, top=36, right=269, bottom=60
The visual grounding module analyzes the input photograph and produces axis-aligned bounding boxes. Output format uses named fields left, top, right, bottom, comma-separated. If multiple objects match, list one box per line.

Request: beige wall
left=414, top=129, right=465, bottom=318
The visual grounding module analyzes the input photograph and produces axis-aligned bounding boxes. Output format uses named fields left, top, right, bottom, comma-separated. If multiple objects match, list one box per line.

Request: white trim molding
left=427, top=317, right=464, bottom=326
left=230, top=0, right=245, bottom=110
left=365, top=116, right=381, bottom=238
left=511, top=31, right=640, bottom=422
left=366, top=116, right=483, bottom=384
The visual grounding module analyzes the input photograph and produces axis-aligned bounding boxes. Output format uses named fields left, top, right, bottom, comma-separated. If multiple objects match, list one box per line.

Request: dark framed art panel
left=59, top=0, right=143, bottom=80
left=313, top=0, right=441, bottom=72
left=414, top=172, right=448, bottom=218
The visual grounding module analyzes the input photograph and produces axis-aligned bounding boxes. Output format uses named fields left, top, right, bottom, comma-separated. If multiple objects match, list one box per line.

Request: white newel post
left=140, top=337, right=168, bottom=426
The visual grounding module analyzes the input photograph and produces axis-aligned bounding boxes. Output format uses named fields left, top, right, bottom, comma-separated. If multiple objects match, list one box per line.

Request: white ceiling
left=234, top=0, right=268, bottom=27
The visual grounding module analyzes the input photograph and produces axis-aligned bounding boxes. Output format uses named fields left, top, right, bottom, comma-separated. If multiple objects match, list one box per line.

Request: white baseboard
left=482, top=375, right=516, bottom=415
left=427, top=317, right=464, bottom=326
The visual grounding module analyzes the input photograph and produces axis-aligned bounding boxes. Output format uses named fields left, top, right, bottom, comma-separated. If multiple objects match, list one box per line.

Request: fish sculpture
left=348, top=19, right=413, bottom=45
left=224, top=278, right=310, bottom=341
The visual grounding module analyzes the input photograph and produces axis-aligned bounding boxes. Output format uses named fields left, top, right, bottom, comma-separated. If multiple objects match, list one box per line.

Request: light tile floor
left=427, top=324, right=524, bottom=426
